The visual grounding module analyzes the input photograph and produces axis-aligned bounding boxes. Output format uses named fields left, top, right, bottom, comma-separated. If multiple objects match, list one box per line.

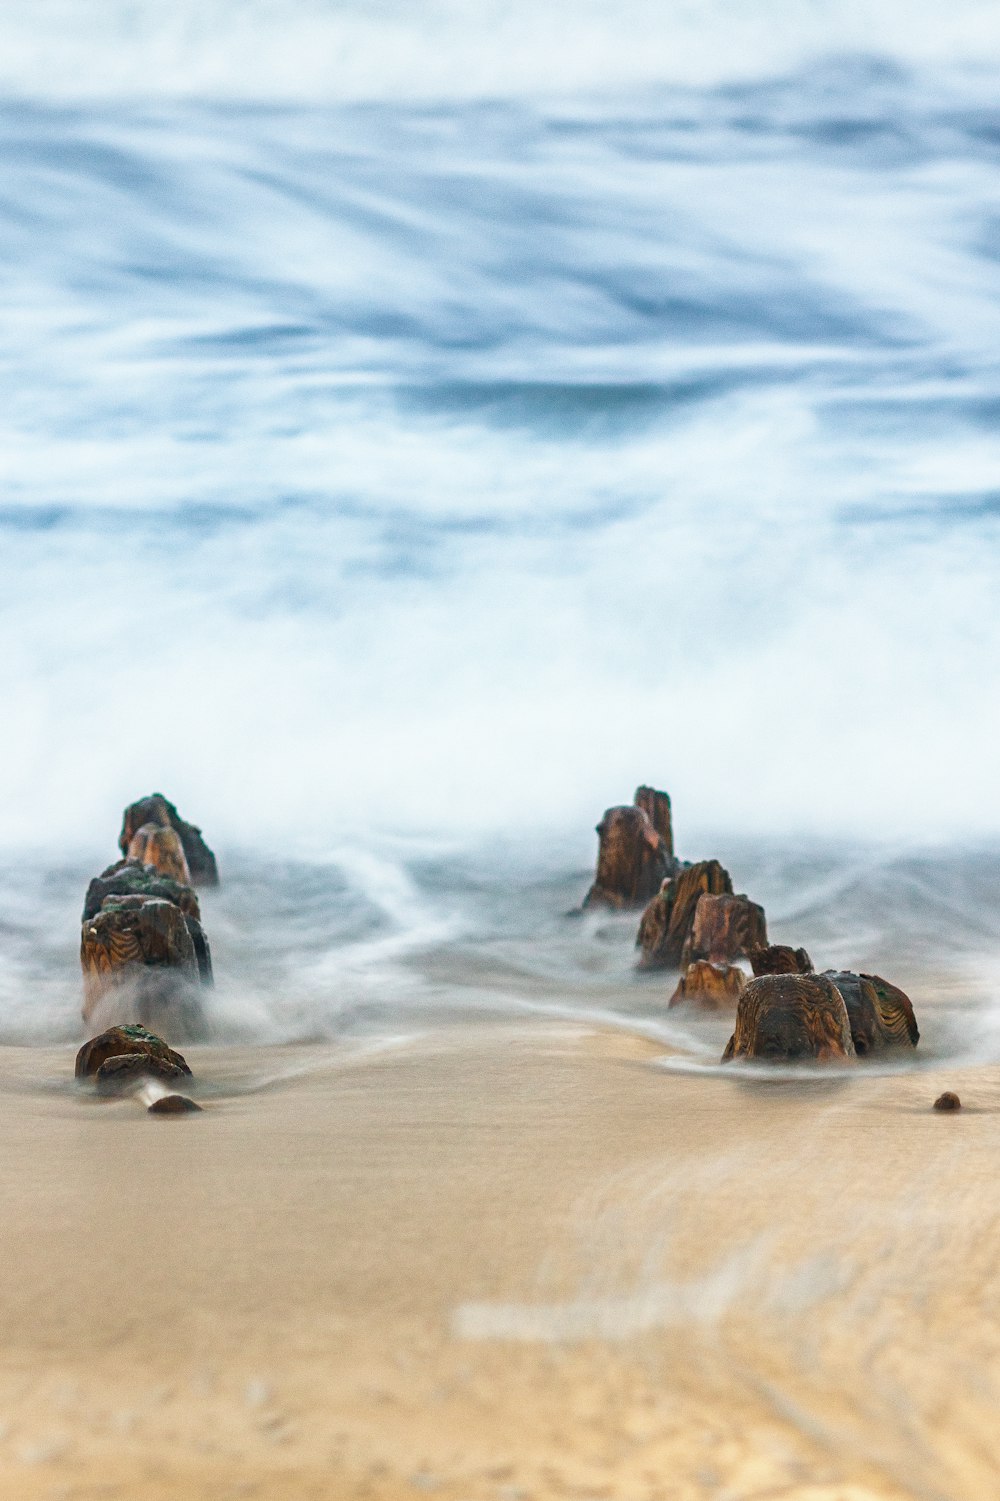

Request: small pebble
left=934, top=1091, right=961, bottom=1112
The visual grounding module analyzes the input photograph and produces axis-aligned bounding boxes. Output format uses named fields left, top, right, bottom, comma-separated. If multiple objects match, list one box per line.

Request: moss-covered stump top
left=825, top=970, right=919, bottom=1053
left=119, top=793, right=219, bottom=887
left=75, top=1025, right=192, bottom=1080
left=95, top=1051, right=190, bottom=1093
left=83, top=858, right=200, bottom=922
left=81, top=897, right=197, bottom=975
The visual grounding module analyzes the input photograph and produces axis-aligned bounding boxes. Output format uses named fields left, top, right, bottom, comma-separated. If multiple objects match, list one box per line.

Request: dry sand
left=0, top=1021, right=995, bottom=1500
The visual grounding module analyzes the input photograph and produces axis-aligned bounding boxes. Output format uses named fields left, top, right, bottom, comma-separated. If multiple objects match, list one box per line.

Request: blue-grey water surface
left=2, top=8, right=1000, bottom=1045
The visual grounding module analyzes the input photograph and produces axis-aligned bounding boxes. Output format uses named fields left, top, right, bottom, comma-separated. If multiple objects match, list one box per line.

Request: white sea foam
left=1, top=0, right=1000, bottom=101
left=1, top=10, right=1000, bottom=852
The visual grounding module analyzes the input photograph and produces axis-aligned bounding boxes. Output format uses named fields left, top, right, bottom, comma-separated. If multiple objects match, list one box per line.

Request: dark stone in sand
left=119, top=793, right=219, bottom=888
left=583, top=804, right=669, bottom=910
left=934, top=1092, right=961, bottom=1112
left=95, top=1052, right=189, bottom=1094
left=681, top=892, right=767, bottom=967
left=722, top=973, right=856, bottom=1064
left=83, top=859, right=201, bottom=923
left=824, top=971, right=919, bottom=1056
left=669, top=960, right=746, bottom=1010
left=76, top=1025, right=192, bottom=1081
left=749, top=944, right=814, bottom=976
left=148, top=1093, right=202, bottom=1115
left=636, top=859, right=733, bottom=969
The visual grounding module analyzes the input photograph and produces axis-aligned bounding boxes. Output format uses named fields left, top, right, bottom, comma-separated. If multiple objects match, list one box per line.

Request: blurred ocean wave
left=1, top=2, right=1000, bottom=100
left=5, top=836, right=999, bottom=1054
left=1, top=14, right=1000, bottom=848
left=1, top=52, right=996, bottom=846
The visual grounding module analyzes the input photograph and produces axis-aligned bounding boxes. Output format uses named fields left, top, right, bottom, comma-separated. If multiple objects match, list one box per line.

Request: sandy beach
left=0, top=1017, right=994, bottom=1500
left=7, top=0, right=1000, bottom=1492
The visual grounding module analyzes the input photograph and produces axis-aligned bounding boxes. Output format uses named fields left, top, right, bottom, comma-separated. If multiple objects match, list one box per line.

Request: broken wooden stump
left=119, top=793, right=219, bottom=888
left=633, top=786, right=673, bottom=859
left=863, top=973, right=919, bottom=1048
left=823, top=972, right=890, bottom=1057
left=583, top=804, right=669, bottom=910
left=83, top=858, right=201, bottom=923
left=749, top=944, right=814, bottom=976
left=636, top=859, right=732, bottom=969
left=75, top=1024, right=191, bottom=1080
left=80, top=896, right=203, bottom=1036
left=83, top=860, right=213, bottom=988
left=126, top=822, right=191, bottom=885
left=722, top=974, right=856, bottom=1064
left=681, top=891, right=767, bottom=967
left=95, top=1051, right=190, bottom=1094
left=669, top=960, right=746, bottom=1011
left=823, top=971, right=919, bottom=1055
left=76, top=1027, right=200, bottom=1114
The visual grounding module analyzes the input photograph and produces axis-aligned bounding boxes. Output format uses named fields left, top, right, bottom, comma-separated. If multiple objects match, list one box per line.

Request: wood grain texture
left=669, top=959, right=746, bottom=1010
left=722, top=973, right=856, bottom=1063
left=75, top=1024, right=191, bottom=1080
left=82, top=857, right=201, bottom=922
left=863, top=972, right=920, bottom=1047
left=681, top=891, right=767, bottom=966
left=119, top=792, right=219, bottom=887
left=583, top=805, right=668, bottom=910
left=633, top=785, right=673, bottom=858
left=636, top=859, right=732, bottom=969
left=822, top=971, right=919, bottom=1052
left=126, top=823, right=191, bottom=885
left=80, top=896, right=199, bottom=1026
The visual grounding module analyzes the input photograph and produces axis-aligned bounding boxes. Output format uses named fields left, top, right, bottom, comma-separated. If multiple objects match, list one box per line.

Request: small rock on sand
left=933, top=1091, right=961, bottom=1112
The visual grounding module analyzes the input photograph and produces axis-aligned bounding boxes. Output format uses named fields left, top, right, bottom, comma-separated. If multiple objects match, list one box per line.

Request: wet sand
left=0, top=1022, right=995, bottom=1500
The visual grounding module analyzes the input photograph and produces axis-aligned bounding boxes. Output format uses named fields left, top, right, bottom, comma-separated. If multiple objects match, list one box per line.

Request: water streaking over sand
left=5, top=835, right=1000, bottom=1055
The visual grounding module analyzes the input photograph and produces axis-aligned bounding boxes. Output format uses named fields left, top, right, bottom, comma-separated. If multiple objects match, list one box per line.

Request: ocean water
left=1, top=3, right=1000, bottom=1042
left=2, top=4, right=1000, bottom=853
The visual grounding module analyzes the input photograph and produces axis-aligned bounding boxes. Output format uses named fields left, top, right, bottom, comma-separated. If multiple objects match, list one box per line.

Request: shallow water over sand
left=6, top=834, right=1000, bottom=1054
left=0, top=837, right=998, bottom=1496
